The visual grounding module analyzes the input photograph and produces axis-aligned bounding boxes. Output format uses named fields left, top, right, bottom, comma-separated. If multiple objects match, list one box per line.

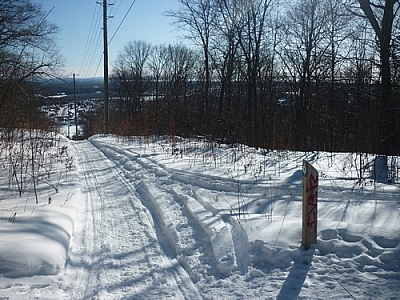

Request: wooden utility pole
left=73, top=73, right=78, bottom=138
left=103, top=0, right=109, bottom=134
left=302, top=160, right=318, bottom=250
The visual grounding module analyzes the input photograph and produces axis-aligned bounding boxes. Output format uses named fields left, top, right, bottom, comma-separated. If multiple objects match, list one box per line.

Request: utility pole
left=67, top=84, right=70, bottom=138
left=103, top=0, right=109, bottom=134
left=73, top=73, right=78, bottom=138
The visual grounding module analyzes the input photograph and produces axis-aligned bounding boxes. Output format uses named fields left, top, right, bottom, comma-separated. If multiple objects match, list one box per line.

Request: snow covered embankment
left=0, top=135, right=82, bottom=278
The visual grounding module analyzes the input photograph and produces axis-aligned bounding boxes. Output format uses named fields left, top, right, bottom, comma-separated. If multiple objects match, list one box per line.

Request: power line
left=78, top=0, right=137, bottom=79
left=79, top=4, right=99, bottom=76
left=84, top=29, right=103, bottom=78
left=109, top=0, right=136, bottom=45
left=92, top=54, right=104, bottom=79
left=79, top=2, right=103, bottom=79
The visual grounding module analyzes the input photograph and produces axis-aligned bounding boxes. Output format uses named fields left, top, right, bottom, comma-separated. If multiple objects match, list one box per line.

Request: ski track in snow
left=67, top=140, right=200, bottom=299
left=90, top=139, right=239, bottom=291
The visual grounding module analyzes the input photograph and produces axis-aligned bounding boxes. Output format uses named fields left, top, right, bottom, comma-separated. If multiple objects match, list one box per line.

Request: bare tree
left=323, top=0, right=354, bottom=106
left=166, top=0, right=217, bottom=115
left=234, top=0, right=274, bottom=146
left=210, top=0, right=241, bottom=139
left=344, top=0, right=400, bottom=154
left=112, top=41, right=152, bottom=118
left=162, top=44, right=197, bottom=135
left=279, top=0, right=331, bottom=149
left=148, top=45, right=168, bottom=132
left=0, top=0, right=62, bottom=113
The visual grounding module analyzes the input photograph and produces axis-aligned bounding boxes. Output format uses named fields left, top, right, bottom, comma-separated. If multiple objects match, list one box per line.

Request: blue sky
left=33, top=0, right=183, bottom=78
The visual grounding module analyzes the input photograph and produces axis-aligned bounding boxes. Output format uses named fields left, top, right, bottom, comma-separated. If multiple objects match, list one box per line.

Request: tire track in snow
left=70, top=140, right=200, bottom=299
left=92, top=142, right=216, bottom=278
left=93, top=140, right=250, bottom=278
left=137, top=179, right=216, bottom=280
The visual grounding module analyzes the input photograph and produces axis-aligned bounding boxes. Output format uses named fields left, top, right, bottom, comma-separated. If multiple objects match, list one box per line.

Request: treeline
left=1, top=1, right=399, bottom=156
left=83, top=0, right=400, bottom=155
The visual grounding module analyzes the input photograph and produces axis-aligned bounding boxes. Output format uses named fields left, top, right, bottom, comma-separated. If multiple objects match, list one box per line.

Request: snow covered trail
left=1, top=135, right=399, bottom=299
left=87, top=136, right=400, bottom=299
left=91, top=138, right=254, bottom=276
left=66, top=140, right=201, bottom=299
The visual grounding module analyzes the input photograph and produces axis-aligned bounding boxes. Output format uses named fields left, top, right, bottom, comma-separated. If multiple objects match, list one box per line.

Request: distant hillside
left=35, top=77, right=105, bottom=103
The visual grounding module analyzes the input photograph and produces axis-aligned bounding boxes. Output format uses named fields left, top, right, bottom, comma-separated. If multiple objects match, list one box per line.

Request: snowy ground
left=0, top=134, right=399, bottom=299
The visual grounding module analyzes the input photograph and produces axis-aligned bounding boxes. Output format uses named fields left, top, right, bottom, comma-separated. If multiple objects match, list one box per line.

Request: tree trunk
left=358, top=0, right=398, bottom=154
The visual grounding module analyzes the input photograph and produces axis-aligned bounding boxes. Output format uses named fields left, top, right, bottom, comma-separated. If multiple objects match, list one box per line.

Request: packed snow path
left=71, top=139, right=250, bottom=299
left=69, top=140, right=201, bottom=299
